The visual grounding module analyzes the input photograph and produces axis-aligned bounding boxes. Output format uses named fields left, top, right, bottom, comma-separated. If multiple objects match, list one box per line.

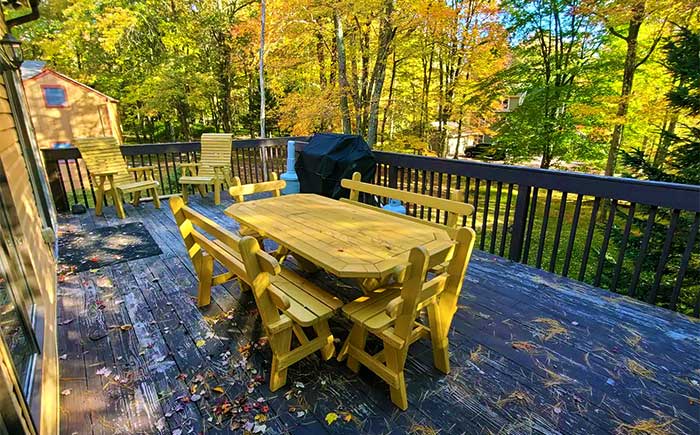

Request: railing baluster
left=522, top=187, right=539, bottom=264
left=535, top=189, right=553, bottom=269
left=549, top=192, right=568, bottom=273
left=490, top=181, right=502, bottom=254
left=611, top=203, right=636, bottom=293
left=499, top=184, right=513, bottom=257
left=629, top=206, right=658, bottom=297
left=419, top=170, right=427, bottom=220
left=562, top=194, right=584, bottom=277
left=671, top=212, right=699, bottom=311
left=578, top=197, right=601, bottom=282
left=62, top=159, right=79, bottom=206
left=509, top=184, right=531, bottom=262
left=480, top=179, right=491, bottom=250
left=462, top=177, right=471, bottom=227
left=647, top=209, right=680, bottom=305
left=594, top=200, right=617, bottom=287
left=162, top=152, right=173, bottom=193
left=471, top=178, right=480, bottom=230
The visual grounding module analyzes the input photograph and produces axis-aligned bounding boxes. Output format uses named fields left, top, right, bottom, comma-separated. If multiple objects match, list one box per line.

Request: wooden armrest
left=178, top=162, right=200, bottom=167
left=127, top=166, right=155, bottom=172
left=386, top=296, right=403, bottom=318
left=92, top=170, right=118, bottom=176
left=211, top=164, right=230, bottom=169
left=269, top=286, right=291, bottom=310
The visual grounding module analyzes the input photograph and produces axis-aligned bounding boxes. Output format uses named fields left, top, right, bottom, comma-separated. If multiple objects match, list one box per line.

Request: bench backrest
left=392, top=226, right=476, bottom=343
left=169, top=196, right=284, bottom=328
left=229, top=172, right=286, bottom=203
left=74, top=137, right=132, bottom=186
left=340, top=172, right=474, bottom=232
left=198, top=133, right=234, bottom=178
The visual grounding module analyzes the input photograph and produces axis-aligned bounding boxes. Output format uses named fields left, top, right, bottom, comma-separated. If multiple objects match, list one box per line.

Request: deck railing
left=42, top=139, right=700, bottom=317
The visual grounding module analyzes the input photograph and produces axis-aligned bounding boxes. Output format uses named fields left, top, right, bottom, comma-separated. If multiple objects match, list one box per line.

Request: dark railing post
left=388, top=166, right=399, bottom=189
left=44, top=158, right=69, bottom=212
left=509, top=184, right=531, bottom=262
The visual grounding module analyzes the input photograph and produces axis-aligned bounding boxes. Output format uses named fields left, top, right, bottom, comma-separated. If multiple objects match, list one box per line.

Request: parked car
left=463, top=143, right=506, bottom=160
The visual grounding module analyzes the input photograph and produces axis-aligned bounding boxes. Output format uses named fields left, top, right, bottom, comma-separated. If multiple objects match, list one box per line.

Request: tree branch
left=635, top=19, right=668, bottom=68
left=608, top=26, right=629, bottom=42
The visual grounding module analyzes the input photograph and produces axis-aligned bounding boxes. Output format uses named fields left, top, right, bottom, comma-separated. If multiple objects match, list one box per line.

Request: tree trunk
left=259, top=0, right=266, bottom=138
left=380, top=51, right=398, bottom=143
left=605, top=1, right=645, bottom=176
left=335, top=10, right=352, bottom=133
left=367, top=0, right=396, bottom=147
left=653, top=111, right=678, bottom=168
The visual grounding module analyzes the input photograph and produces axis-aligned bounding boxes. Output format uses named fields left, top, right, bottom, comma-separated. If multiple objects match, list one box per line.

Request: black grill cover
left=295, top=133, right=376, bottom=199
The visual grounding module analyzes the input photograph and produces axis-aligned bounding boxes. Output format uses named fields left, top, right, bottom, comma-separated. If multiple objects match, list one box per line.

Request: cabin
left=20, top=60, right=123, bottom=149
left=0, top=4, right=59, bottom=434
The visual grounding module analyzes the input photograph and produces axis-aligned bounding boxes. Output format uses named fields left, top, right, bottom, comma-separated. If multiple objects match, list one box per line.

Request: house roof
left=20, top=60, right=119, bottom=103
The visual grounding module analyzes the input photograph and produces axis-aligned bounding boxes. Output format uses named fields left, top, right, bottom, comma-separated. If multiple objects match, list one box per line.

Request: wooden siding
left=0, top=15, right=59, bottom=435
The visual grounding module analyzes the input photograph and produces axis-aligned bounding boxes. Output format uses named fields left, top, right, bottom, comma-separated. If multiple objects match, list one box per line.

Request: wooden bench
left=337, top=226, right=476, bottom=410
left=169, top=196, right=342, bottom=391
left=340, top=172, right=474, bottom=237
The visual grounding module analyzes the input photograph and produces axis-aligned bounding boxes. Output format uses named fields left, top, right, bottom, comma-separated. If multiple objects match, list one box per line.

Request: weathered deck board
left=57, top=194, right=700, bottom=435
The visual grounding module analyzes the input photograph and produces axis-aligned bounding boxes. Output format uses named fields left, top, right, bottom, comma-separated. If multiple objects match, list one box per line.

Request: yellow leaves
left=195, top=339, right=206, bottom=348
left=94, top=7, right=139, bottom=54
left=325, top=411, right=352, bottom=425
left=325, top=412, right=338, bottom=425
left=212, top=386, right=225, bottom=394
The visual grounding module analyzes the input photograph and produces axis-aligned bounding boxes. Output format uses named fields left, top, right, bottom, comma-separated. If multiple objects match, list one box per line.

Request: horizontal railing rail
left=371, top=151, right=700, bottom=318
left=41, top=139, right=700, bottom=317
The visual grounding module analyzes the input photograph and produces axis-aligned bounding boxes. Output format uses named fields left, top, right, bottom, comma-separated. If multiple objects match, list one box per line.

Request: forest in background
left=16, top=0, right=700, bottom=177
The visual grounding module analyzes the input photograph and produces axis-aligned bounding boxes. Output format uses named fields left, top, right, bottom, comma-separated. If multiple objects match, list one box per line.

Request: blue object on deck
left=382, top=199, right=406, bottom=215
left=281, top=140, right=300, bottom=194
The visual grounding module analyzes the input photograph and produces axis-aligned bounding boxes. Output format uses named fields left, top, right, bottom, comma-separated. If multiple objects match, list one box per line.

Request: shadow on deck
left=56, top=193, right=700, bottom=435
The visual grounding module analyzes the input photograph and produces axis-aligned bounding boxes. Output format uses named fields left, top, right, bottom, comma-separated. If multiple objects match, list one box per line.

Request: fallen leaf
left=342, top=413, right=352, bottom=422
left=195, top=339, right=206, bottom=347
left=190, top=394, right=201, bottom=402
left=212, top=386, right=225, bottom=394
left=253, top=423, right=267, bottom=433
left=61, top=389, right=72, bottom=396
left=58, top=318, right=75, bottom=326
left=96, top=367, right=112, bottom=377
left=59, top=354, right=67, bottom=360
left=325, top=412, right=339, bottom=425
left=119, top=324, right=133, bottom=331
left=172, top=430, right=182, bottom=435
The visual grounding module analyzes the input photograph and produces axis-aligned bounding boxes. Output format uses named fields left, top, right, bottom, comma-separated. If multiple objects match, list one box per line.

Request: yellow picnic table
left=224, top=194, right=451, bottom=281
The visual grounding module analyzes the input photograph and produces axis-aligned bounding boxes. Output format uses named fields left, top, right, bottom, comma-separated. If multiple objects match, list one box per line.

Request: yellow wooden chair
left=338, top=227, right=476, bottom=409
left=74, top=137, right=161, bottom=219
left=228, top=172, right=286, bottom=247
left=170, top=196, right=342, bottom=391
left=178, top=133, right=234, bottom=205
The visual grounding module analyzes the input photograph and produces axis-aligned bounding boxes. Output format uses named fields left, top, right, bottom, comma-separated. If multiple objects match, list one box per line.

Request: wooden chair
left=338, top=227, right=476, bottom=410
left=74, top=137, right=161, bottom=219
left=228, top=172, right=286, bottom=249
left=178, top=133, right=234, bottom=205
left=169, top=196, right=342, bottom=391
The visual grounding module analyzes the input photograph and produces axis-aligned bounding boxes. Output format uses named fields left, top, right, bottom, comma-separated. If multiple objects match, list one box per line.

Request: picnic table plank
left=225, top=194, right=450, bottom=279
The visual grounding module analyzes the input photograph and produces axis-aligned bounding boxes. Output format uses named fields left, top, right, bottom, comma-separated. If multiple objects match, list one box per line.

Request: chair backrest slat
left=341, top=171, right=473, bottom=230
left=393, top=227, right=476, bottom=342
left=198, top=133, right=234, bottom=177
left=74, top=137, right=133, bottom=185
left=169, top=196, right=283, bottom=328
left=229, top=172, right=286, bottom=203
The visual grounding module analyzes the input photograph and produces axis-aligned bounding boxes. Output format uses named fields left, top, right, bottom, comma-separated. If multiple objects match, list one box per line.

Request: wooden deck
left=56, top=193, right=700, bottom=435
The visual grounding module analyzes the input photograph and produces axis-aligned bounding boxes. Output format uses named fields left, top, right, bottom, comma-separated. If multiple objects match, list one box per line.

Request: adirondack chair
left=228, top=172, right=286, bottom=253
left=178, top=133, right=234, bottom=205
left=74, top=137, right=161, bottom=219
left=170, top=196, right=342, bottom=391
left=338, top=227, right=476, bottom=410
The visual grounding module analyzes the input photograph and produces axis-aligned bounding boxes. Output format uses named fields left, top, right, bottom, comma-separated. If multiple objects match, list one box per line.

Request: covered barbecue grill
left=295, top=133, right=376, bottom=199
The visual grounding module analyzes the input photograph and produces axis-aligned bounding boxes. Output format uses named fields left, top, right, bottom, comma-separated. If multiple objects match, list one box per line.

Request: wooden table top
left=224, top=194, right=451, bottom=279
